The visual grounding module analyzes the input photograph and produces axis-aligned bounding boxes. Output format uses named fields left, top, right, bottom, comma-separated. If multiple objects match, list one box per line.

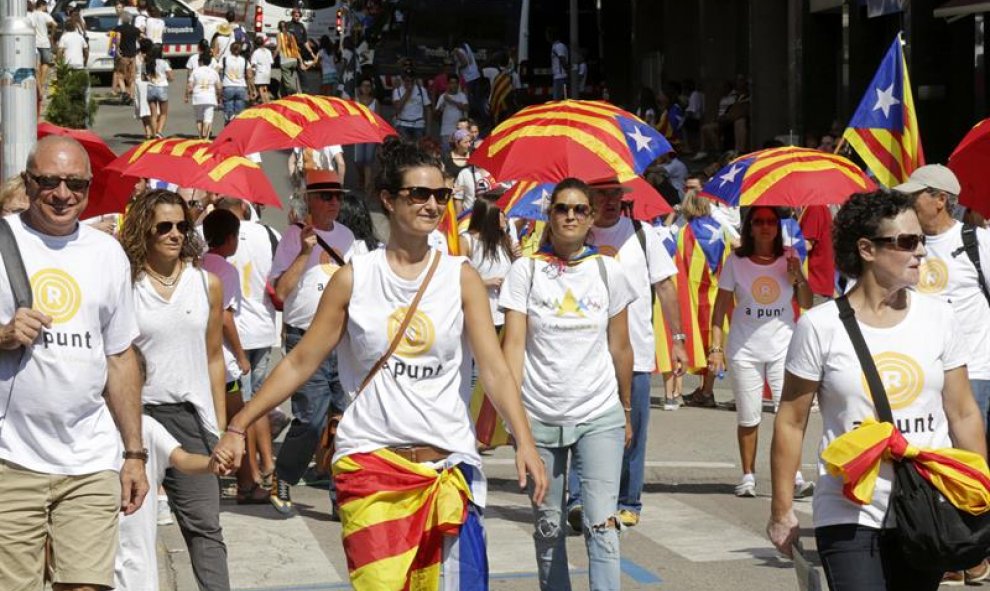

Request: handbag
left=836, top=295, right=990, bottom=572
left=315, top=252, right=442, bottom=472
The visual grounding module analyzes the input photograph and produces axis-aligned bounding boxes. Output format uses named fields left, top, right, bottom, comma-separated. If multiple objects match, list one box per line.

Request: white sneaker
left=157, top=495, right=174, bottom=525
left=663, top=397, right=680, bottom=411
left=735, top=475, right=756, bottom=497
left=794, top=479, right=815, bottom=498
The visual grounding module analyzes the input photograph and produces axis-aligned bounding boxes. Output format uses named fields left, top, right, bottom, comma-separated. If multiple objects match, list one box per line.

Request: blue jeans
left=222, top=86, right=248, bottom=122
left=971, top=379, right=990, bottom=434
left=275, top=329, right=347, bottom=485
left=240, top=347, right=273, bottom=401
left=568, top=372, right=651, bottom=514
left=815, top=524, right=942, bottom=591
left=396, top=125, right=425, bottom=141
left=552, top=78, right=567, bottom=100
left=530, top=407, right=625, bottom=591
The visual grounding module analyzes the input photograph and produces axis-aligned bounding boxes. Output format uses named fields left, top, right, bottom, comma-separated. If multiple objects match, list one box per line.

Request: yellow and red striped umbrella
left=468, top=99, right=673, bottom=184
left=702, top=146, right=876, bottom=208
left=93, top=138, right=281, bottom=216
left=213, top=94, right=396, bottom=156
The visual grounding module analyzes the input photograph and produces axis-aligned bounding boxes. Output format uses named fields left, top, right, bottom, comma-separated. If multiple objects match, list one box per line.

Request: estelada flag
left=841, top=33, right=924, bottom=187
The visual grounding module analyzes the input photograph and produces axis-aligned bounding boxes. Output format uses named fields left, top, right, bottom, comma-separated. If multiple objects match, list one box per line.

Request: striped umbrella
left=212, top=94, right=396, bottom=156
left=702, top=146, right=876, bottom=208
left=499, top=177, right=673, bottom=222
left=468, top=100, right=673, bottom=184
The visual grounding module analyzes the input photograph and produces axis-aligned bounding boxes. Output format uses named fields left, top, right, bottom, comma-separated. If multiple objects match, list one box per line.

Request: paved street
left=88, top=77, right=829, bottom=590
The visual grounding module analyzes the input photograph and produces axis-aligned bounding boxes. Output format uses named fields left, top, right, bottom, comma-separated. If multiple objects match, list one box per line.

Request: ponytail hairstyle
left=468, top=192, right=514, bottom=263
left=539, top=177, right=593, bottom=249
left=375, top=135, right=444, bottom=205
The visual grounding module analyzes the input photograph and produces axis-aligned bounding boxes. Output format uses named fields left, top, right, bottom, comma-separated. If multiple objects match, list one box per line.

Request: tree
left=44, top=60, right=98, bottom=129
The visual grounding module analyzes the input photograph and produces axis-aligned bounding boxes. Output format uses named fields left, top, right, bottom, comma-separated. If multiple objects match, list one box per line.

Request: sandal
left=236, top=483, right=271, bottom=505
left=682, top=388, right=717, bottom=408
left=259, top=469, right=274, bottom=491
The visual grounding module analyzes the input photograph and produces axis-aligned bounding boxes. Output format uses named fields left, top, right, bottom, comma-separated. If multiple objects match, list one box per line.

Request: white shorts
left=194, top=104, right=215, bottom=123
left=729, top=356, right=785, bottom=427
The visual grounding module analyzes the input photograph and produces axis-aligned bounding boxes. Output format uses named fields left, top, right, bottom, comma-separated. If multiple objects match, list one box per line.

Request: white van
left=201, top=0, right=340, bottom=44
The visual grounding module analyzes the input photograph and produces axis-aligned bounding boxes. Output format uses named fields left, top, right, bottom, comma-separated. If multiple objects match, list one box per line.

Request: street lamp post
left=1, top=1, right=37, bottom=179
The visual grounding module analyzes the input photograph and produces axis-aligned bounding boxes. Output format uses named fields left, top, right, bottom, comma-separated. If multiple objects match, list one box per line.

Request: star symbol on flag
left=718, top=164, right=743, bottom=188
left=700, top=222, right=723, bottom=245
left=627, top=125, right=653, bottom=152
left=343, top=69, right=354, bottom=83
left=872, top=83, right=900, bottom=118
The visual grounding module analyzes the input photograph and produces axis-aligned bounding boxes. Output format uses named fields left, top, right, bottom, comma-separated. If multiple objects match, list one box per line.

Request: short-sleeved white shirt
left=0, top=215, right=139, bottom=475
left=785, top=294, right=965, bottom=529
left=551, top=41, right=568, bottom=80
left=202, top=253, right=243, bottom=382
left=231, top=222, right=279, bottom=350
left=719, top=255, right=795, bottom=363
left=499, top=255, right=635, bottom=425
left=58, top=30, right=88, bottom=69
left=591, top=218, right=677, bottom=372
left=392, top=84, right=428, bottom=128
left=149, top=58, right=171, bottom=87
left=454, top=166, right=495, bottom=211
left=221, top=55, right=249, bottom=87
left=436, top=90, right=468, bottom=137
left=144, top=17, right=165, bottom=44
left=250, top=47, right=274, bottom=85
left=269, top=223, right=354, bottom=330
left=189, top=65, right=220, bottom=105
left=915, top=221, right=990, bottom=380
left=115, top=417, right=179, bottom=591
left=30, top=10, right=55, bottom=49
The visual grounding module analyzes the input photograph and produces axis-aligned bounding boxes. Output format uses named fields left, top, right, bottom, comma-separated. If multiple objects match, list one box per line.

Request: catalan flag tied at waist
left=333, top=450, right=487, bottom=591
left=841, top=33, right=924, bottom=187
left=822, top=417, right=990, bottom=515
left=673, top=217, right=728, bottom=372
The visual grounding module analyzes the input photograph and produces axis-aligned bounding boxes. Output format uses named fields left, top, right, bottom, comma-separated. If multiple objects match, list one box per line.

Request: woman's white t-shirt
left=499, top=254, right=635, bottom=425
left=786, top=293, right=966, bottom=529
left=250, top=47, right=274, bottom=85
left=719, top=255, right=795, bottom=363
left=149, top=58, right=170, bottom=87
left=461, top=232, right=512, bottom=325
left=189, top=65, right=220, bottom=105
left=334, top=251, right=481, bottom=475
left=186, top=54, right=218, bottom=71
left=134, top=266, right=219, bottom=437
left=144, top=17, right=165, bottom=44
left=221, top=55, right=249, bottom=87
left=392, top=84, right=428, bottom=129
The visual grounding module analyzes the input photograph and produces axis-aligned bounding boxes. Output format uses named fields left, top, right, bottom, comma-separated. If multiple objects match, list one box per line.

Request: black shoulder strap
left=263, top=224, right=278, bottom=258
left=958, top=223, right=990, bottom=307
left=0, top=219, right=33, bottom=310
left=293, top=222, right=347, bottom=266
left=632, top=218, right=647, bottom=256
left=835, top=296, right=893, bottom=423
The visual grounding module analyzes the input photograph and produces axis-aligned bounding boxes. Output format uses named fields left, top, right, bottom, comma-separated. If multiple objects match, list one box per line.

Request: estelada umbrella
left=498, top=176, right=672, bottom=222
left=702, top=146, right=875, bottom=208
left=469, top=100, right=673, bottom=184
left=37, top=122, right=117, bottom=203
left=212, top=94, right=396, bottom=156
left=90, top=138, right=282, bottom=217
left=949, top=118, right=990, bottom=216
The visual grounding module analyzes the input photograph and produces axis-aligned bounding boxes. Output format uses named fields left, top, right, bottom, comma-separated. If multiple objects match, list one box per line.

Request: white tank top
left=459, top=43, right=481, bottom=82
left=334, top=250, right=479, bottom=467
left=133, top=266, right=219, bottom=437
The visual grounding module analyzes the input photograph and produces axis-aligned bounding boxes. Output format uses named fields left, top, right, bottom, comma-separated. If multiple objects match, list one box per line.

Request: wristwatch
left=672, top=333, right=687, bottom=342
left=122, top=449, right=149, bottom=462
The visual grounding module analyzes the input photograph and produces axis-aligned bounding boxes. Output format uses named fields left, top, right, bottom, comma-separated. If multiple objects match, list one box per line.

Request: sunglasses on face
left=750, top=218, right=778, bottom=227
left=25, top=171, right=91, bottom=192
left=154, top=220, right=191, bottom=236
left=551, top=203, right=593, bottom=219
left=310, top=191, right=344, bottom=202
left=870, top=233, right=926, bottom=251
left=396, top=186, right=453, bottom=205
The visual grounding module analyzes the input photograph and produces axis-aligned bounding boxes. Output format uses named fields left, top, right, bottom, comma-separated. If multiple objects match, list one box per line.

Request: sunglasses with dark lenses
left=750, top=218, right=778, bottom=227
left=154, top=220, right=191, bottom=236
left=551, top=203, right=593, bottom=219
left=311, top=191, right=344, bottom=202
left=26, top=172, right=91, bottom=192
left=397, top=186, right=454, bottom=205
left=870, top=233, right=926, bottom=251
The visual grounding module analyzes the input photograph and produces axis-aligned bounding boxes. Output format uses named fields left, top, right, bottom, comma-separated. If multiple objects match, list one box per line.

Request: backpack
left=952, top=223, right=990, bottom=307
left=233, top=24, right=251, bottom=54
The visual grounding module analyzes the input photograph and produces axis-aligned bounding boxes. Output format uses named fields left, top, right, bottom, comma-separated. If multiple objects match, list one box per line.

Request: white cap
left=892, top=164, right=961, bottom=196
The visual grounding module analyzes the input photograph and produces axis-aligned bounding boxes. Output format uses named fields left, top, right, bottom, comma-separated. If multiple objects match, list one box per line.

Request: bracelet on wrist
left=622, top=406, right=632, bottom=412
left=709, top=347, right=723, bottom=355
left=226, top=426, right=247, bottom=438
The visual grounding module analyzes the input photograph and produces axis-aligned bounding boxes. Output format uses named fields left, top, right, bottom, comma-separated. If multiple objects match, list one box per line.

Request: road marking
left=222, top=510, right=344, bottom=590
left=636, top=496, right=779, bottom=562
left=621, top=557, right=663, bottom=584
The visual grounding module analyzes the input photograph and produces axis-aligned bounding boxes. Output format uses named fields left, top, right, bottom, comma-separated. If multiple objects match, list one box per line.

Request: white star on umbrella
left=718, top=164, right=743, bottom=188
left=538, top=188, right=551, bottom=209
left=627, top=125, right=653, bottom=152
left=872, top=83, right=901, bottom=118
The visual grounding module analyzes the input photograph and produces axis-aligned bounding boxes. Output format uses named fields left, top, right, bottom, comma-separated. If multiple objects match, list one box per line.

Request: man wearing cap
left=267, top=170, right=354, bottom=516
left=567, top=178, right=688, bottom=528
left=901, top=165, right=990, bottom=428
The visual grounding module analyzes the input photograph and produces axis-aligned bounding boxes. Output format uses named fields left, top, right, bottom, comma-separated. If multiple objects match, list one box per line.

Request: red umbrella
left=949, top=118, right=990, bottom=216
left=213, top=94, right=397, bottom=156
left=37, top=122, right=117, bottom=202
left=90, top=138, right=282, bottom=217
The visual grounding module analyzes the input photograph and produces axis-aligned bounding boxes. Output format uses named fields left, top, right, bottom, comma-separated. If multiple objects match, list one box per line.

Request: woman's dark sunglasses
left=154, top=221, right=191, bottom=236
left=397, top=186, right=454, bottom=205
left=551, top=203, right=593, bottom=219
left=26, top=172, right=91, bottom=192
left=870, top=233, right=926, bottom=251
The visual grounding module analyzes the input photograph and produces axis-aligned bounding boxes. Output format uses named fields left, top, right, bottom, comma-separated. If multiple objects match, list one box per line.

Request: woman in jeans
left=120, top=189, right=230, bottom=590
left=768, top=191, right=987, bottom=591
left=221, top=41, right=252, bottom=123
left=501, top=178, right=635, bottom=591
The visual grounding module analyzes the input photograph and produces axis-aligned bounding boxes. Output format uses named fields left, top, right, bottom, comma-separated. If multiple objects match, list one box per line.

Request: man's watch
left=122, top=449, right=149, bottom=462
left=672, top=333, right=687, bottom=342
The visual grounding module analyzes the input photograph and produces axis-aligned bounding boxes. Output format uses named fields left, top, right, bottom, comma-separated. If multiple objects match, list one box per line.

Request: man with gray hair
left=0, top=136, right=148, bottom=590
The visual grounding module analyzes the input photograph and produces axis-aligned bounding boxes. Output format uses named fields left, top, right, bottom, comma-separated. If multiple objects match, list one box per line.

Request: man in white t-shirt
left=0, top=136, right=147, bottom=590
left=453, top=165, right=496, bottom=215
left=392, top=69, right=431, bottom=141
left=436, top=74, right=469, bottom=151
left=30, top=0, right=57, bottom=95
left=57, top=27, right=89, bottom=70
left=899, top=164, right=990, bottom=429
left=567, top=178, right=688, bottom=528
left=547, top=27, right=568, bottom=100
left=268, top=170, right=354, bottom=516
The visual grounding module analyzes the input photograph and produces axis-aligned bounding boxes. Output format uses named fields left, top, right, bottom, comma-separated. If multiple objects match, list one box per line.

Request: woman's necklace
left=145, top=262, right=182, bottom=288
left=751, top=254, right=776, bottom=263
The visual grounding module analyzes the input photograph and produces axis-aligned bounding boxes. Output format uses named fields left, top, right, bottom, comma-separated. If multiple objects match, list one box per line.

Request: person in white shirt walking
left=186, top=49, right=222, bottom=139
left=436, top=74, right=469, bottom=153
left=249, top=36, right=274, bottom=103
left=30, top=0, right=56, bottom=104
left=145, top=44, right=172, bottom=138
left=547, top=27, right=568, bottom=100
left=221, top=41, right=253, bottom=123
left=57, top=25, right=89, bottom=69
